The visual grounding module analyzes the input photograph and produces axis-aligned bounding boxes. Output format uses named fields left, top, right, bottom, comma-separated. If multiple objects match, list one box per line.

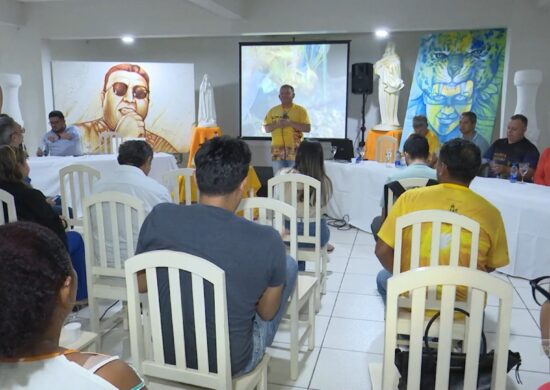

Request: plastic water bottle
left=509, top=163, right=518, bottom=183
left=395, top=151, right=402, bottom=168
left=400, top=154, right=406, bottom=168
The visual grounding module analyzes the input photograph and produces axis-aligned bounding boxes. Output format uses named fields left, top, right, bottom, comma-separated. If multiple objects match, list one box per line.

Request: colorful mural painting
left=402, top=29, right=507, bottom=146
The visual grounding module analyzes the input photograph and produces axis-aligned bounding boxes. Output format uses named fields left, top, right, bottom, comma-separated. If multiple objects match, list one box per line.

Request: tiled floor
left=73, top=226, right=550, bottom=389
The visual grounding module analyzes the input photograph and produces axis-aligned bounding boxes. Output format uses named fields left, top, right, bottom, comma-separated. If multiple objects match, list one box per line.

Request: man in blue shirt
left=37, top=111, right=82, bottom=156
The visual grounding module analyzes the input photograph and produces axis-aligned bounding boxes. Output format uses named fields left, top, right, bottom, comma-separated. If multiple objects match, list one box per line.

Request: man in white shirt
left=93, top=140, right=171, bottom=213
left=91, top=140, right=171, bottom=266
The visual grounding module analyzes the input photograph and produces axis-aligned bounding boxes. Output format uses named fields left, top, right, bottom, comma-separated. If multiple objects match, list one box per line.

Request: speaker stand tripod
left=359, top=92, right=367, bottom=148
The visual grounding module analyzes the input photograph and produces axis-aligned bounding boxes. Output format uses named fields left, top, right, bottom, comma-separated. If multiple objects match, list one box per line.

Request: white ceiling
left=17, top=0, right=246, bottom=18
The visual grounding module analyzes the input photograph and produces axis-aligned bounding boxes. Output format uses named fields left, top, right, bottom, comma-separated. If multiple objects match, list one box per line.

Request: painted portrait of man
left=52, top=61, right=195, bottom=154
left=402, top=29, right=507, bottom=145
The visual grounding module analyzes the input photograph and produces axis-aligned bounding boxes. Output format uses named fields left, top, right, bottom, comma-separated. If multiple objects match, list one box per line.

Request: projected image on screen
left=240, top=41, right=349, bottom=139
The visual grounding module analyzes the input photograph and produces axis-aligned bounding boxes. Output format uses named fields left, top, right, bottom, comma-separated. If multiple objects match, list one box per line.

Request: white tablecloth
left=325, top=160, right=550, bottom=279
left=28, top=153, right=178, bottom=197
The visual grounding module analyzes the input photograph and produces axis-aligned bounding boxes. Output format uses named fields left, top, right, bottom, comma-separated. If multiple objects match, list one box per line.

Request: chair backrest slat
left=60, top=164, right=100, bottom=226
left=162, top=168, right=196, bottom=205
left=168, top=268, right=187, bottom=369
left=0, top=189, right=17, bottom=225
left=83, top=191, right=145, bottom=276
left=382, top=266, right=513, bottom=390
left=125, top=250, right=232, bottom=389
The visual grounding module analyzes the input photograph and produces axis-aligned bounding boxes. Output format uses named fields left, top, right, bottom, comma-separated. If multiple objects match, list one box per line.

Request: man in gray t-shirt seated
left=135, top=135, right=298, bottom=376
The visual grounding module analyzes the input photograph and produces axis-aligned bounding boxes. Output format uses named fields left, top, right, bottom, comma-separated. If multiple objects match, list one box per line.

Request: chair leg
left=308, top=292, right=315, bottom=351
left=258, top=364, right=268, bottom=390
left=289, top=299, right=299, bottom=381
left=321, top=251, right=328, bottom=295
left=89, top=296, right=102, bottom=351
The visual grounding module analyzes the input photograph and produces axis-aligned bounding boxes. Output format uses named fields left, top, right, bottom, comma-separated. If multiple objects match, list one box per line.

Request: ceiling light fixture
left=375, top=29, right=389, bottom=38
left=121, top=35, right=135, bottom=44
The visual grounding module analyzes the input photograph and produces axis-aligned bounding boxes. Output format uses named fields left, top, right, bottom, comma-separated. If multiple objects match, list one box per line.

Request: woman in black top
left=0, top=145, right=66, bottom=244
left=0, top=145, right=87, bottom=301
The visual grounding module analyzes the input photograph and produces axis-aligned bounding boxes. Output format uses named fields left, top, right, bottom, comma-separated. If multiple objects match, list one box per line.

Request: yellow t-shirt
left=425, top=130, right=441, bottom=156
left=378, top=183, right=509, bottom=300
left=264, top=103, right=310, bottom=161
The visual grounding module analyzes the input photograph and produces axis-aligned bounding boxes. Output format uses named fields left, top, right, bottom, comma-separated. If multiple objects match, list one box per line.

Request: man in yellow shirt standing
left=375, top=138, right=509, bottom=303
left=263, top=85, right=311, bottom=175
left=412, top=115, right=440, bottom=167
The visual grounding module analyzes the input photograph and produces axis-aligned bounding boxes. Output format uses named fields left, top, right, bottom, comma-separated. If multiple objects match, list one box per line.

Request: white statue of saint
left=373, top=43, right=405, bottom=130
left=197, top=74, right=217, bottom=127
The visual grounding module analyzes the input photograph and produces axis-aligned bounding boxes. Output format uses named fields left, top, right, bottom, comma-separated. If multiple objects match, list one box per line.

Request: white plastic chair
left=162, top=168, right=197, bottom=205
left=268, top=173, right=327, bottom=307
left=59, top=164, right=100, bottom=228
left=83, top=191, right=145, bottom=349
left=237, top=197, right=317, bottom=380
left=384, top=177, right=438, bottom=213
left=125, top=250, right=270, bottom=390
left=98, top=131, right=124, bottom=154
left=369, top=266, right=513, bottom=390
left=0, top=188, right=17, bottom=224
left=393, top=209, right=481, bottom=343
left=375, top=135, right=398, bottom=163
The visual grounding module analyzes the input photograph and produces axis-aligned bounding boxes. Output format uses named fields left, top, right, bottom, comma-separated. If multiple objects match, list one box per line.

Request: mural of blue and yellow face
left=403, top=29, right=506, bottom=145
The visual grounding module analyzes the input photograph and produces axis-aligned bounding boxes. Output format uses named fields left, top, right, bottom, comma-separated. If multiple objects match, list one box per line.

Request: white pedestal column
left=0, top=73, right=23, bottom=125
left=514, top=70, right=542, bottom=145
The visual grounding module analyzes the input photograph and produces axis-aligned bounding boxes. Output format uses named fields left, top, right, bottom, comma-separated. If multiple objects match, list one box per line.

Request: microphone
left=282, top=112, right=289, bottom=120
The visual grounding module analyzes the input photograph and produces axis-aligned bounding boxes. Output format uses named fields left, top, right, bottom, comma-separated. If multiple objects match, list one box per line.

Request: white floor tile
left=507, top=275, right=531, bottom=289
left=326, top=255, right=349, bottom=273
left=356, top=230, right=376, bottom=246
left=267, top=385, right=306, bottom=390
left=266, top=346, right=320, bottom=388
left=328, top=227, right=357, bottom=244
left=486, top=288, right=526, bottom=309
left=346, top=256, right=384, bottom=275
left=326, top=272, right=344, bottom=292
left=484, top=307, right=541, bottom=337
left=323, top=317, right=384, bottom=354
left=317, top=291, right=337, bottom=317
left=350, top=244, right=376, bottom=258
left=327, top=243, right=352, bottom=258
left=340, top=273, right=380, bottom=296
left=505, top=370, right=550, bottom=389
left=272, top=315, right=330, bottom=348
left=515, top=286, right=540, bottom=310
left=486, top=333, right=549, bottom=374
left=529, top=308, right=542, bottom=329
left=332, top=293, right=385, bottom=322
left=310, top=349, right=381, bottom=390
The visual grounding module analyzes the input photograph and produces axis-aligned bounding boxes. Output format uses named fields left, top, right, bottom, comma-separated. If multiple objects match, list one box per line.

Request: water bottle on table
left=509, top=163, right=518, bottom=183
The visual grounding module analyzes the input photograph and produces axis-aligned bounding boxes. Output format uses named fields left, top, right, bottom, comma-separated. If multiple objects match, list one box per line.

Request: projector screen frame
left=239, top=39, right=351, bottom=141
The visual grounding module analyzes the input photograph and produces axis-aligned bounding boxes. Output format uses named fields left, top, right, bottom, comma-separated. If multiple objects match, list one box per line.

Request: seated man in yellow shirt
left=375, top=138, right=510, bottom=303
left=413, top=115, right=440, bottom=168
left=263, top=85, right=311, bottom=175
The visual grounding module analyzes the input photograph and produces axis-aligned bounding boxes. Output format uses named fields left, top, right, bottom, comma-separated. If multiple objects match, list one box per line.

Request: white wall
left=0, top=0, right=548, bottom=161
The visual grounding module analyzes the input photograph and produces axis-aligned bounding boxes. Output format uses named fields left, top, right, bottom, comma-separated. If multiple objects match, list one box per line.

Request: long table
left=28, top=153, right=178, bottom=197
left=325, top=160, right=550, bottom=279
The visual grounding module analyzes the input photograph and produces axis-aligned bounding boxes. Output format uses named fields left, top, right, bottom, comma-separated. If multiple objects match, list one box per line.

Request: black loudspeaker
left=351, top=62, right=373, bottom=95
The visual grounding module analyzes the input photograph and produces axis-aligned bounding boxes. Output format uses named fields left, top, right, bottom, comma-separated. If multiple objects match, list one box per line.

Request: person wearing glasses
left=36, top=111, right=82, bottom=157
left=75, top=63, right=177, bottom=154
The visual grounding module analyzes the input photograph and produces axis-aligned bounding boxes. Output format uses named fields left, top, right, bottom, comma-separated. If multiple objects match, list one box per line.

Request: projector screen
left=240, top=41, right=350, bottom=139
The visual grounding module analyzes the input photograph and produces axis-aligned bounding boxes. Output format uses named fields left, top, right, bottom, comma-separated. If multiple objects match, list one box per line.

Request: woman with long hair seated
left=0, top=222, right=145, bottom=389
left=278, top=140, right=334, bottom=269
left=0, top=145, right=87, bottom=300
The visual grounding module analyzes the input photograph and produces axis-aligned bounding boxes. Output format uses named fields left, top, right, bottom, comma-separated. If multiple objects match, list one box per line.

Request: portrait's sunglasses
left=529, top=276, right=550, bottom=306
left=110, top=82, right=149, bottom=100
